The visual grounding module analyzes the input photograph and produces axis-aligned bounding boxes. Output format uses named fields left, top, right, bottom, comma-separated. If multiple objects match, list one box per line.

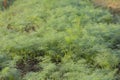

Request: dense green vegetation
left=0, top=0, right=120, bottom=80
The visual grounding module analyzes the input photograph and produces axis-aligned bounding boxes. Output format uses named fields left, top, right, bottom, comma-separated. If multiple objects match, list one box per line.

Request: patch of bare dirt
left=92, top=0, right=120, bottom=14
left=16, top=58, right=42, bottom=76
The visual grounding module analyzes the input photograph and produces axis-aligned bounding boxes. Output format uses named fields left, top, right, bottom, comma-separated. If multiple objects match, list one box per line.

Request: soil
left=16, top=58, right=42, bottom=76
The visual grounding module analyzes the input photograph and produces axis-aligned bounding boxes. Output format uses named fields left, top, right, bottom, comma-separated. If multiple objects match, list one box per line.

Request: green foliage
left=94, top=52, right=119, bottom=69
left=23, top=59, right=116, bottom=80
left=0, top=0, right=120, bottom=80
left=0, top=67, right=21, bottom=80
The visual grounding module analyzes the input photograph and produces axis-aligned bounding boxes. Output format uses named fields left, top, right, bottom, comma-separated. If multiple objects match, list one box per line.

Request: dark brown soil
left=16, top=58, right=42, bottom=76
